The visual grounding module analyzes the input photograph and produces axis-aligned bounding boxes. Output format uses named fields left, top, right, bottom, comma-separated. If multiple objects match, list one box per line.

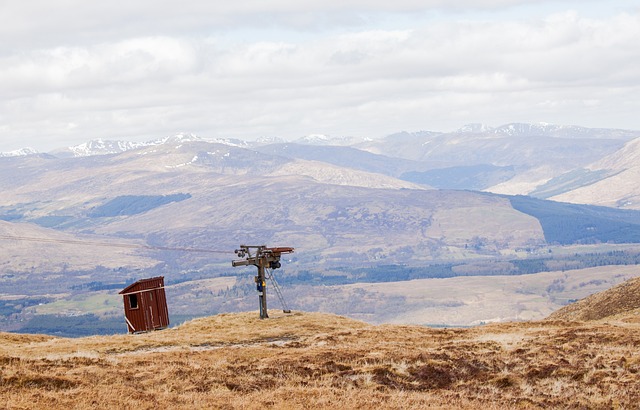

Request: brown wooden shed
left=119, top=276, right=169, bottom=333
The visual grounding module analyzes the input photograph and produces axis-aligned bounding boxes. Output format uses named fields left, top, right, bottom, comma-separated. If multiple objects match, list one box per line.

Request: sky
left=1, top=0, right=639, bottom=152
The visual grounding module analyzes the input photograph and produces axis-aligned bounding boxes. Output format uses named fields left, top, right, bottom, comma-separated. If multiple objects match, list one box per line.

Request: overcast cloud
left=1, top=0, right=639, bottom=151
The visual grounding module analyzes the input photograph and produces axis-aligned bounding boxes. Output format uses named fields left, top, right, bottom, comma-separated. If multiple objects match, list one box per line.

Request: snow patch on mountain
left=491, top=123, right=637, bottom=139
left=165, top=154, right=200, bottom=169
left=0, top=147, right=39, bottom=157
left=150, top=133, right=204, bottom=146
left=296, top=134, right=331, bottom=145
left=58, top=133, right=250, bottom=158
left=66, top=139, right=147, bottom=157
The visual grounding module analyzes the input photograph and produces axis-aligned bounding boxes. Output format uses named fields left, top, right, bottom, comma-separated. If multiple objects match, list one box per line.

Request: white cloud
left=1, top=2, right=640, bottom=151
left=1, top=37, right=198, bottom=94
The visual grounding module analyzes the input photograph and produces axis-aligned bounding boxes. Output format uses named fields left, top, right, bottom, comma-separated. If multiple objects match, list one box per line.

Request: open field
left=336, top=265, right=640, bottom=325
left=1, top=310, right=639, bottom=409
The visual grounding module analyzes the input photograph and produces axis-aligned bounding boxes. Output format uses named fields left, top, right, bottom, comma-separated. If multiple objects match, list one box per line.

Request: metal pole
left=258, top=263, right=268, bottom=319
left=233, top=245, right=293, bottom=319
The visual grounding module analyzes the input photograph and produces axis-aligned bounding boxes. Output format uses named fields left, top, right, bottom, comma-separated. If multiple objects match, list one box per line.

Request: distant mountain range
left=48, top=133, right=250, bottom=158
left=1, top=123, right=639, bottom=212
left=456, top=122, right=637, bottom=139
left=1, top=122, right=640, bottom=275
left=3, top=123, right=640, bottom=334
left=6, top=122, right=635, bottom=155
left=0, top=138, right=542, bottom=272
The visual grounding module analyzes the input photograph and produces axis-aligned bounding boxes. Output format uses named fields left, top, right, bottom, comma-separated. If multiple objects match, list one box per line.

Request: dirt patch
left=1, top=374, right=77, bottom=390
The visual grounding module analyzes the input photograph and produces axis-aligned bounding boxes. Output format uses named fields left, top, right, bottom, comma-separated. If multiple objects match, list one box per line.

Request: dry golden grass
left=548, top=276, right=640, bottom=323
left=1, top=309, right=639, bottom=409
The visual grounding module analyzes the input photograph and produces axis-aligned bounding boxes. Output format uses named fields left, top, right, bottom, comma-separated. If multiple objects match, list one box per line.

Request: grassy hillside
left=1, top=311, right=638, bottom=409
left=547, top=276, right=640, bottom=322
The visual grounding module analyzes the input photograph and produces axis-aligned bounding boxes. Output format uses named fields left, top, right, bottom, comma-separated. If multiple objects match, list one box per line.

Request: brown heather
left=1, top=288, right=639, bottom=409
left=547, top=276, right=640, bottom=323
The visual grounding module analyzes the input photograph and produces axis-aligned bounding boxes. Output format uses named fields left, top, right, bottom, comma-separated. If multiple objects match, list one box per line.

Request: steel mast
left=232, top=245, right=294, bottom=319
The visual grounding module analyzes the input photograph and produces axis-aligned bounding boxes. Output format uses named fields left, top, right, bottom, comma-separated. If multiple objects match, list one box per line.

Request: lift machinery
left=232, top=245, right=294, bottom=319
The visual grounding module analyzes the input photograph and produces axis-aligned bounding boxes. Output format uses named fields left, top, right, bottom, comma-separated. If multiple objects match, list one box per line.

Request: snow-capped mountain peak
left=65, top=139, right=146, bottom=157
left=149, top=133, right=204, bottom=145
left=296, top=134, right=331, bottom=145
left=0, top=147, right=39, bottom=157
left=55, top=133, right=252, bottom=158
left=492, top=123, right=563, bottom=137
left=487, top=123, right=638, bottom=140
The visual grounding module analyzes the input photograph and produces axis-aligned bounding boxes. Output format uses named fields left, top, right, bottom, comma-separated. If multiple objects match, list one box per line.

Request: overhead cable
left=0, top=234, right=232, bottom=254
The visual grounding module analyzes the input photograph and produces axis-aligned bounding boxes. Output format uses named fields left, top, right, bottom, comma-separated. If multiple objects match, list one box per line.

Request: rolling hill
left=547, top=276, right=640, bottom=322
left=0, top=138, right=550, bottom=272
left=549, top=137, right=640, bottom=209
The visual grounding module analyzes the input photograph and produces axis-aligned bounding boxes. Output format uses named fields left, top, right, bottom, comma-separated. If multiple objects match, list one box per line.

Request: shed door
left=147, top=291, right=161, bottom=329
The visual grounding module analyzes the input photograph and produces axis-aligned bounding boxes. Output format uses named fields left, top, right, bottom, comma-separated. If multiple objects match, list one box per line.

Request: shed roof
left=119, top=276, right=165, bottom=295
